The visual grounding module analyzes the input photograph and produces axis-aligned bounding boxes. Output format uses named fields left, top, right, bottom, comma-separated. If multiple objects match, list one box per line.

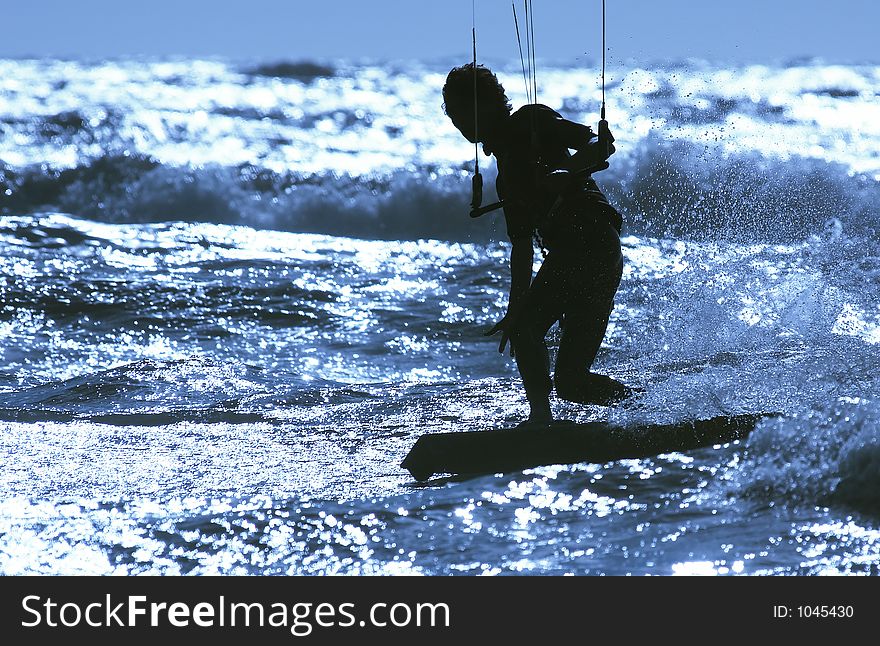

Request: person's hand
left=485, top=313, right=516, bottom=356
left=598, top=119, right=615, bottom=158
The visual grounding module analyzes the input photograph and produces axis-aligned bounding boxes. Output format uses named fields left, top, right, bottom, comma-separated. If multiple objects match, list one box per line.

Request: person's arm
left=508, top=235, right=533, bottom=311
left=552, top=116, right=615, bottom=174
left=486, top=235, right=533, bottom=355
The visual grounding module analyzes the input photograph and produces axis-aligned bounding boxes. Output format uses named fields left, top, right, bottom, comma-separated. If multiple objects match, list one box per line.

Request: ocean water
left=1, top=57, right=880, bottom=575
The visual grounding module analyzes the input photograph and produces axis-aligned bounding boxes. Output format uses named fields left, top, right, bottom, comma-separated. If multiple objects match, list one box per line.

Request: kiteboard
left=401, top=413, right=772, bottom=481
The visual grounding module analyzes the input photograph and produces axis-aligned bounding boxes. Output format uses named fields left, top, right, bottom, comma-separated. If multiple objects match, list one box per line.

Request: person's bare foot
left=516, top=407, right=553, bottom=428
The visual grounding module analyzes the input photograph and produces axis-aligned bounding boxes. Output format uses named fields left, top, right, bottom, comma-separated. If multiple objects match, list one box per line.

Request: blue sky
left=3, top=0, right=878, bottom=64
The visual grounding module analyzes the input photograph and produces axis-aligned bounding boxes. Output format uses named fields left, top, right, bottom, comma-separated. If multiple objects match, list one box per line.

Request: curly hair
left=442, top=63, right=512, bottom=119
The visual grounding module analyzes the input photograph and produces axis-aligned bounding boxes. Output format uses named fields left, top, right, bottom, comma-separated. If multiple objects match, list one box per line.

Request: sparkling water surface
left=1, top=57, right=879, bottom=575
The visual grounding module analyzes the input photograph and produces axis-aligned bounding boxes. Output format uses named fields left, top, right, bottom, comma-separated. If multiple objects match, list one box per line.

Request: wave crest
left=3, top=144, right=877, bottom=243
left=724, top=399, right=880, bottom=511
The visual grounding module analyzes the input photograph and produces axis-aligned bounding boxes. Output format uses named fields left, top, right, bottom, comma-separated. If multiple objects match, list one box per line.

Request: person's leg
left=554, top=254, right=629, bottom=405
left=510, top=255, right=563, bottom=422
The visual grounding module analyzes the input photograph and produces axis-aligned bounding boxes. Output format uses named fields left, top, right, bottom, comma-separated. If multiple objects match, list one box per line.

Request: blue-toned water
left=1, top=57, right=879, bottom=575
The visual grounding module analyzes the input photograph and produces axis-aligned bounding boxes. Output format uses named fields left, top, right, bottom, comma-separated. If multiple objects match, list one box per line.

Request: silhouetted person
left=443, top=63, right=632, bottom=424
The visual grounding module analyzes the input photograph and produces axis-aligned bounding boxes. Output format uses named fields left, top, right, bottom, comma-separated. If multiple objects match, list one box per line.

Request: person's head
left=442, top=63, right=512, bottom=144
